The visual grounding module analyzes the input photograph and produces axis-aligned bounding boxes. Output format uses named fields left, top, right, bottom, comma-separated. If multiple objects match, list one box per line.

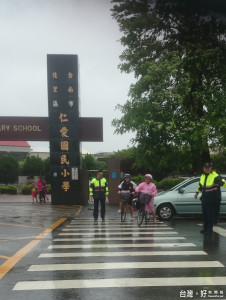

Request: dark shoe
left=102, top=218, right=105, bottom=222
left=94, top=219, right=98, bottom=221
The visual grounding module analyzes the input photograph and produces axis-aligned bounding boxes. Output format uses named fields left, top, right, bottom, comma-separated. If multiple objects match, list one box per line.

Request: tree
left=43, top=157, right=50, bottom=183
left=106, top=147, right=141, bottom=175
left=82, top=154, right=108, bottom=171
left=22, top=156, right=44, bottom=178
left=107, top=146, right=192, bottom=179
left=0, top=155, right=19, bottom=184
left=82, top=154, right=98, bottom=170
left=111, top=0, right=226, bottom=173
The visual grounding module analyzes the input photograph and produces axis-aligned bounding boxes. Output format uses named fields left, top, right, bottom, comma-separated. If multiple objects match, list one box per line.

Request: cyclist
left=118, top=174, right=136, bottom=221
left=135, top=174, right=158, bottom=224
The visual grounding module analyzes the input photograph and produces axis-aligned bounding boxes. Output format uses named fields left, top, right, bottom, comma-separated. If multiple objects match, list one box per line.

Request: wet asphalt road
left=0, top=196, right=226, bottom=300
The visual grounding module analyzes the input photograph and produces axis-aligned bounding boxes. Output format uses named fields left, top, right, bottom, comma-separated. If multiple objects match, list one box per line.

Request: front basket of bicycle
left=120, top=191, right=131, bottom=202
left=139, top=193, right=152, bottom=204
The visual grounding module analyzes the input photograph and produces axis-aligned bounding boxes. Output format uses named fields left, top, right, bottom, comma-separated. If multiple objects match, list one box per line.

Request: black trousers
left=39, top=191, right=45, bottom=203
left=213, top=200, right=221, bottom=224
left=93, top=198, right=105, bottom=220
left=202, top=201, right=215, bottom=232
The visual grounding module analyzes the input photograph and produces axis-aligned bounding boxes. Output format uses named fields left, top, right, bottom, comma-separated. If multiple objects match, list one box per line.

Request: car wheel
left=157, top=204, right=175, bottom=221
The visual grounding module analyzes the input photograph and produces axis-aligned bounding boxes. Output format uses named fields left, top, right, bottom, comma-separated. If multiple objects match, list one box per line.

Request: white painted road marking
left=53, top=236, right=186, bottom=241
left=12, top=219, right=225, bottom=294
left=66, top=224, right=168, bottom=228
left=59, top=231, right=178, bottom=236
left=13, top=277, right=226, bottom=290
left=38, top=250, right=207, bottom=258
left=213, top=226, right=226, bottom=237
left=48, top=242, right=196, bottom=249
left=62, top=227, right=173, bottom=231
left=28, top=261, right=223, bottom=271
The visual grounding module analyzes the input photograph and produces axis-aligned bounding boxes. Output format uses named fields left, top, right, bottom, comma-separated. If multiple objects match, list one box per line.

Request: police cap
left=203, top=162, right=212, bottom=168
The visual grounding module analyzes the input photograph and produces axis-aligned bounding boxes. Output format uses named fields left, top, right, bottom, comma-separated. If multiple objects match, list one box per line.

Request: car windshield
left=169, top=177, right=194, bottom=191
left=168, top=173, right=226, bottom=192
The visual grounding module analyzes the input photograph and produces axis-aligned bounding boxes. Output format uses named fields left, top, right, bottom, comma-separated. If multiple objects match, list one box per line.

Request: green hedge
left=131, top=175, right=186, bottom=190
left=21, top=185, right=32, bottom=195
left=0, top=186, right=7, bottom=194
left=131, top=174, right=144, bottom=184
left=156, top=178, right=186, bottom=190
left=0, top=185, right=17, bottom=194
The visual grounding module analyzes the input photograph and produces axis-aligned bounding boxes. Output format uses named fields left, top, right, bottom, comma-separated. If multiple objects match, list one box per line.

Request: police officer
left=194, top=162, right=225, bottom=234
left=89, top=170, right=109, bottom=221
left=212, top=167, right=225, bottom=225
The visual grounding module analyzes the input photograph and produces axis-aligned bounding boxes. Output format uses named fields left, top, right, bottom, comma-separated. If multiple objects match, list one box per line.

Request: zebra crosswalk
left=12, top=218, right=226, bottom=299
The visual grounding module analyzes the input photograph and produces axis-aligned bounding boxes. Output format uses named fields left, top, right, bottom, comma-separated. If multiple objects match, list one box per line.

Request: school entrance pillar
left=99, top=158, right=122, bottom=205
left=0, top=54, right=103, bottom=205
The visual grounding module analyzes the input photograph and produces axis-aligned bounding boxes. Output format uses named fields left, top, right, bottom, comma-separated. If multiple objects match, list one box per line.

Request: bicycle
left=120, top=190, right=132, bottom=222
left=136, top=193, right=152, bottom=227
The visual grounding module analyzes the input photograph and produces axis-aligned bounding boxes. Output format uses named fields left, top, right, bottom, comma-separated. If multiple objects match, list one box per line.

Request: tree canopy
left=0, top=155, right=19, bottom=184
left=81, top=154, right=108, bottom=171
left=22, top=156, right=45, bottom=178
left=111, top=0, right=226, bottom=173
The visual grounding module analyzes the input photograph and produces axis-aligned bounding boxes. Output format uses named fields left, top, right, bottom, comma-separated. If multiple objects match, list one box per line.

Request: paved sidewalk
left=0, top=194, right=121, bottom=220
left=0, top=194, right=40, bottom=203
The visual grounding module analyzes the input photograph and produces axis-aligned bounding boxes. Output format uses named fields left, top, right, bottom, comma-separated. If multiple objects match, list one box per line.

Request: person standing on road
left=212, top=167, right=226, bottom=225
left=89, top=170, right=109, bottom=221
left=31, top=183, right=38, bottom=204
left=37, top=176, right=46, bottom=204
left=118, top=174, right=136, bottom=221
left=135, top=174, right=158, bottom=224
left=194, top=162, right=226, bottom=234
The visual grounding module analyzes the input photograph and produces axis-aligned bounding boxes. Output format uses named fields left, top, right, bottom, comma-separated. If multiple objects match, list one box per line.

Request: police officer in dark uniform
left=194, top=162, right=225, bottom=234
left=89, top=170, right=109, bottom=221
left=212, top=167, right=225, bottom=225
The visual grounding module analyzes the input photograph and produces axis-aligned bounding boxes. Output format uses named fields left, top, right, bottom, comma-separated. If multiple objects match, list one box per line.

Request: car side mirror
left=178, top=188, right=185, bottom=194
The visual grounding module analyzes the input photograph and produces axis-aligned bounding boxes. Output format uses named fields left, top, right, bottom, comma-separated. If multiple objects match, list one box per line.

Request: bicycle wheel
left=121, top=202, right=127, bottom=222
left=137, top=206, right=145, bottom=227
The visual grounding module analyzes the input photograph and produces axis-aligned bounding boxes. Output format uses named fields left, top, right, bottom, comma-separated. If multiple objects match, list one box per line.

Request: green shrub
left=0, top=186, right=7, bottom=194
left=131, top=174, right=144, bottom=184
left=131, top=175, right=186, bottom=191
left=21, top=185, right=32, bottom=195
left=7, top=185, right=17, bottom=194
left=0, top=185, right=17, bottom=194
left=156, top=178, right=186, bottom=190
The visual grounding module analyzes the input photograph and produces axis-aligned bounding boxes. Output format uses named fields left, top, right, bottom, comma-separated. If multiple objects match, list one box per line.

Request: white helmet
left=144, top=174, right=152, bottom=180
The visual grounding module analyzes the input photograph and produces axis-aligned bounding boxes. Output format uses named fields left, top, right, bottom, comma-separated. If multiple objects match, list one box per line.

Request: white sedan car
left=154, top=176, right=226, bottom=221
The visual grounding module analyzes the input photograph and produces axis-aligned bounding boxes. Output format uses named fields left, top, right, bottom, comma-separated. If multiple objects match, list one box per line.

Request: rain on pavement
left=0, top=196, right=226, bottom=300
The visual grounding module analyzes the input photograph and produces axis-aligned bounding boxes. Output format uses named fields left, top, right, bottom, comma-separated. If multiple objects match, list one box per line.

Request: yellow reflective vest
left=89, top=177, right=109, bottom=199
left=196, top=172, right=219, bottom=194
left=196, top=172, right=225, bottom=203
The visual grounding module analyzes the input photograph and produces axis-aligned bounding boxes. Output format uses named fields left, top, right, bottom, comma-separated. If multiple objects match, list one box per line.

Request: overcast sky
left=0, top=0, right=135, bottom=154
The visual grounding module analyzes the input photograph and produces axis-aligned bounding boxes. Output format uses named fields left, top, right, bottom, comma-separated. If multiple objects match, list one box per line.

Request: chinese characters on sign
left=51, top=70, right=79, bottom=191
left=47, top=55, right=81, bottom=204
left=179, top=289, right=224, bottom=298
left=0, top=54, right=103, bottom=205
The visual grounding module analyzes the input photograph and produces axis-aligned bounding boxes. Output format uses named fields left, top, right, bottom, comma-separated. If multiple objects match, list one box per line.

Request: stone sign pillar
left=100, top=158, right=122, bottom=205
left=0, top=53, right=103, bottom=205
left=47, top=54, right=81, bottom=205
